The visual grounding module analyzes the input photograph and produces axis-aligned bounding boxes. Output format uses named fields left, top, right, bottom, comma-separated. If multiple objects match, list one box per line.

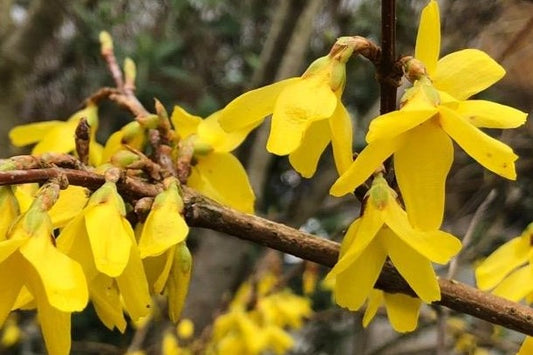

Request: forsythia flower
left=330, top=0, right=527, bottom=231
left=474, top=224, right=533, bottom=354
left=207, top=272, right=311, bottom=354
left=326, top=174, right=461, bottom=330
left=171, top=106, right=255, bottom=213
left=217, top=37, right=370, bottom=178
left=362, top=289, right=422, bottom=332
left=0, top=184, right=88, bottom=355
left=9, top=103, right=104, bottom=166
left=57, top=172, right=151, bottom=331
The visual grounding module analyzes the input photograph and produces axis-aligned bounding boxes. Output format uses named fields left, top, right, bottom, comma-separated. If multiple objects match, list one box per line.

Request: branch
left=1, top=167, right=532, bottom=336
left=379, top=0, right=401, bottom=115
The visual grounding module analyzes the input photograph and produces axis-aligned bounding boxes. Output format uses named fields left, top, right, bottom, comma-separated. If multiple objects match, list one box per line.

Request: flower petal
left=492, top=265, right=533, bottom=302
left=455, top=100, right=527, bottom=129
left=383, top=293, right=422, bottom=333
left=84, top=204, right=132, bottom=277
left=36, top=298, right=72, bottom=355
left=143, top=248, right=175, bottom=294
left=518, top=337, right=533, bottom=355
left=440, top=106, right=518, bottom=180
left=267, top=77, right=337, bottom=155
left=32, top=120, right=78, bottom=154
left=433, top=49, right=505, bottom=100
left=362, top=289, right=384, bottom=327
left=366, top=106, right=437, bottom=143
left=139, top=184, right=189, bottom=258
left=116, top=224, right=152, bottom=321
left=385, top=202, right=461, bottom=264
left=329, top=101, right=354, bottom=175
left=475, top=236, right=530, bottom=290
left=333, top=238, right=387, bottom=311
left=380, top=228, right=440, bottom=302
left=170, top=105, right=202, bottom=139
left=89, top=274, right=127, bottom=332
left=199, top=110, right=259, bottom=153
left=327, top=206, right=384, bottom=277
left=330, top=137, right=404, bottom=197
left=0, top=255, right=24, bottom=326
left=20, top=226, right=88, bottom=312
left=48, top=186, right=88, bottom=229
left=219, top=78, right=300, bottom=132
left=9, top=121, right=63, bottom=147
left=188, top=152, right=255, bottom=213
left=288, top=119, right=331, bottom=178
left=415, top=0, right=440, bottom=75
left=394, top=121, right=453, bottom=230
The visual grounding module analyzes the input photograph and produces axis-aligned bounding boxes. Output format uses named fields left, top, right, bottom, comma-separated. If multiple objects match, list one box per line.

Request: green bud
left=368, top=174, right=391, bottom=210
left=99, top=31, right=113, bottom=53
left=124, top=57, right=137, bottom=84
left=110, top=150, right=141, bottom=167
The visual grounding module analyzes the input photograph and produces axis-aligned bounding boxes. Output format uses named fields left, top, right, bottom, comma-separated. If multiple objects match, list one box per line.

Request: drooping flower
left=217, top=37, right=370, bottom=178
left=0, top=183, right=88, bottom=355
left=362, top=289, right=422, bottom=332
left=330, top=0, right=527, bottom=231
left=475, top=223, right=533, bottom=354
left=326, top=174, right=461, bottom=329
left=9, top=103, right=104, bottom=166
left=171, top=106, right=255, bottom=213
left=56, top=170, right=151, bottom=331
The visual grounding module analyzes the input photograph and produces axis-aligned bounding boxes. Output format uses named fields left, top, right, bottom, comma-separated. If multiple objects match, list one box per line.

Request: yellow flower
left=519, top=337, right=533, bottom=355
left=0, top=187, right=19, bottom=241
left=217, top=37, right=366, bottom=178
left=475, top=223, right=533, bottom=301
left=171, top=106, right=255, bottom=213
left=101, top=121, right=147, bottom=163
left=326, top=174, right=461, bottom=317
left=57, top=177, right=151, bottom=331
left=331, top=0, right=527, bottom=231
left=9, top=103, right=104, bottom=166
left=0, top=184, right=88, bottom=355
left=138, top=179, right=189, bottom=258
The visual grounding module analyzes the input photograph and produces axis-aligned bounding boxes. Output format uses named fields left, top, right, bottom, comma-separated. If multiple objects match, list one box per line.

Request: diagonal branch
left=0, top=167, right=532, bottom=336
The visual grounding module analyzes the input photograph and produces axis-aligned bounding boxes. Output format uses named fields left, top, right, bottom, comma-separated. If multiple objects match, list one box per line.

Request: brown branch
left=379, top=0, right=400, bottom=115
left=0, top=168, right=532, bottom=336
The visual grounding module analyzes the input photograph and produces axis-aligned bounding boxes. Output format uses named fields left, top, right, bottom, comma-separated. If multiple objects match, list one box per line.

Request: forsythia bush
left=0, top=1, right=530, bottom=354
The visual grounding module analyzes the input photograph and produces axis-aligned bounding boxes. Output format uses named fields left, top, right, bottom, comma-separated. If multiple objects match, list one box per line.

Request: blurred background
left=1, top=0, right=533, bottom=354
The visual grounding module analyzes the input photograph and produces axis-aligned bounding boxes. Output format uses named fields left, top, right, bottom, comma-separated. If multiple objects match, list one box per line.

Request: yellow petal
left=84, top=204, right=132, bottom=277
left=9, top=121, right=63, bottom=147
left=475, top=236, right=529, bottom=290
left=167, top=242, right=192, bottom=323
left=383, top=293, right=422, bottom=332
left=13, top=183, right=37, bottom=214
left=36, top=298, right=72, bottom=355
left=89, top=274, right=127, bottom=332
left=329, top=101, right=353, bottom=175
left=328, top=205, right=384, bottom=277
left=455, top=100, right=527, bottom=129
left=267, top=77, right=338, bottom=155
left=116, top=225, right=152, bottom=320
left=433, top=49, right=505, bottom=100
left=394, top=121, right=453, bottom=230
left=139, top=184, right=189, bottom=258
left=492, top=265, right=533, bottom=301
left=89, top=141, right=104, bottom=166
left=0, top=255, right=24, bottom=326
left=380, top=228, right=440, bottom=303
left=199, top=110, right=258, bottom=153
left=288, top=119, right=331, bottom=178
left=333, top=238, right=387, bottom=311
left=188, top=152, right=255, bottom=213
left=330, top=137, right=403, bottom=197
left=219, top=78, right=300, bottom=132
left=518, top=337, right=533, bottom=355
left=49, top=186, right=88, bottom=229
left=415, top=0, right=440, bottom=75
left=362, top=289, right=384, bottom=327
left=143, top=248, right=175, bottom=294
left=367, top=106, right=437, bottom=143
left=32, top=120, right=78, bottom=154
left=170, top=105, right=202, bottom=139
left=385, top=202, right=461, bottom=264
left=0, top=238, right=26, bottom=263
left=439, top=106, right=518, bottom=179
left=20, top=224, right=88, bottom=312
